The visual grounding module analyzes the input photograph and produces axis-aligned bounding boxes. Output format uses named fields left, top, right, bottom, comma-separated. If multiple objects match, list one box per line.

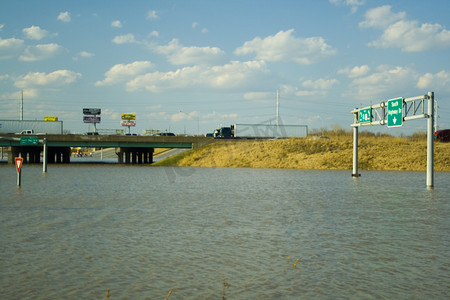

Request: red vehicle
left=434, top=129, right=450, bottom=142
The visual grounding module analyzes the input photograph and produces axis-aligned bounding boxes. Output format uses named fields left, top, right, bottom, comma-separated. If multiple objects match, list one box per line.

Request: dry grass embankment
left=155, top=134, right=450, bottom=171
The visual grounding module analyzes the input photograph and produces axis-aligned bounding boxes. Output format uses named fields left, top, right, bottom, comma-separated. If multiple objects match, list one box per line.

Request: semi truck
left=0, top=120, right=63, bottom=134
left=213, top=124, right=308, bottom=139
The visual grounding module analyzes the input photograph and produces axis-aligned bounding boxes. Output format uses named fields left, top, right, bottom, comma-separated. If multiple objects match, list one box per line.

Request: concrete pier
left=47, top=147, right=71, bottom=163
left=8, top=146, right=71, bottom=164
left=116, top=147, right=154, bottom=164
left=8, top=146, right=42, bottom=164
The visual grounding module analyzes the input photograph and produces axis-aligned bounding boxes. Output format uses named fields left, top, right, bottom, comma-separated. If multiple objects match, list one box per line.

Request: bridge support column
left=8, top=146, right=42, bottom=164
left=132, top=151, right=137, bottom=164
left=116, top=148, right=124, bottom=164
left=8, top=147, right=20, bottom=164
left=125, top=150, right=131, bottom=163
left=48, top=147, right=71, bottom=163
left=115, top=147, right=154, bottom=164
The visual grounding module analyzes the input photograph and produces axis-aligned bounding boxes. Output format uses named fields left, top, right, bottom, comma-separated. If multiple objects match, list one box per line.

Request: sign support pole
left=426, top=92, right=434, bottom=189
left=352, top=125, right=360, bottom=177
left=351, top=92, right=435, bottom=189
left=43, top=138, right=48, bottom=173
left=17, top=169, right=22, bottom=187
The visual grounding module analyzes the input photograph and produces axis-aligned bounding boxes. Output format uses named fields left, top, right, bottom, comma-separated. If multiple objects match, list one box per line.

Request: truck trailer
left=214, top=124, right=308, bottom=139
left=0, top=120, right=63, bottom=134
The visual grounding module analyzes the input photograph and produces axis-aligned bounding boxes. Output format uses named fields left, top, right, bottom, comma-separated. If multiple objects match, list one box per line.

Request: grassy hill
left=155, top=133, right=450, bottom=171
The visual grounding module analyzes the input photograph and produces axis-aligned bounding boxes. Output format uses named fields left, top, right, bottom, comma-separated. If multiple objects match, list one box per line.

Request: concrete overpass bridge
left=0, top=134, right=213, bottom=164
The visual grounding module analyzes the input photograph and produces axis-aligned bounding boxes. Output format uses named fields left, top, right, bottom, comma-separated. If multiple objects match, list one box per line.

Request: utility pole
left=20, top=90, right=23, bottom=120
left=276, top=88, right=279, bottom=125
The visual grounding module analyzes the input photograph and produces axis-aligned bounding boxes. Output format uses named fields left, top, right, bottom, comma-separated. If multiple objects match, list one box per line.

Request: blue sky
left=1, top=0, right=449, bottom=135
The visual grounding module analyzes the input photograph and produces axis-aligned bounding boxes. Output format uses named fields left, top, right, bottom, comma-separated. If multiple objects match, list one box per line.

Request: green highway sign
left=359, top=108, right=371, bottom=123
left=20, top=136, right=39, bottom=145
left=387, top=97, right=403, bottom=128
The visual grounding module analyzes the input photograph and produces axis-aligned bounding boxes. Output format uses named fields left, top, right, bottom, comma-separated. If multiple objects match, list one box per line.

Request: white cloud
left=126, top=60, right=268, bottom=92
left=171, top=111, right=199, bottom=122
left=22, top=25, right=49, bottom=40
left=79, top=51, right=95, bottom=58
left=203, top=111, right=238, bottom=121
left=111, top=20, right=122, bottom=28
left=192, top=22, right=198, bottom=29
left=18, top=43, right=63, bottom=61
left=112, top=34, right=138, bottom=44
left=57, top=11, right=71, bottom=23
left=201, top=28, right=208, bottom=34
left=73, top=51, right=95, bottom=61
left=360, top=5, right=450, bottom=52
left=234, top=29, right=337, bottom=64
left=417, top=70, right=450, bottom=90
left=145, top=111, right=167, bottom=120
left=0, top=24, right=4, bottom=31
left=296, top=90, right=319, bottom=97
left=154, top=39, right=226, bottom=65
left=220, top=113, right=238, bottom=119
left=329, top=0, right=365, bottom=14
left=302, top=78, right=338, bottom=90
left=370, top=20, right=450, bottom=52
left=359, top=5, right=405, bottom=29
left=349, top=65, right=418, bottom=99
left=14, top=70, right=81, bottom=89
left=95, top=61, right=154, bottom=86
left=243, top=92, right=273, bottom=103
left=296, top=78, right=338, bottom=97
left=0, top=37, right=24, bottom=59
left=147, top=10, right=158, bottom=20
left=149, top=31, right=159, bottom=38
left=338, top=65, right=370, bottom=78
left=1, top=89, right=38, bottom=100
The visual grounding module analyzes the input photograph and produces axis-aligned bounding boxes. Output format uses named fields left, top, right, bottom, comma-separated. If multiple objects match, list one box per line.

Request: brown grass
left=155, top=135, right=450, bottom=171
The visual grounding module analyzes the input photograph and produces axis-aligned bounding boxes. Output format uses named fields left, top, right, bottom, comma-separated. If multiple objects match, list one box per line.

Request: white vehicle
left=17, top=130, right=34, bottom=134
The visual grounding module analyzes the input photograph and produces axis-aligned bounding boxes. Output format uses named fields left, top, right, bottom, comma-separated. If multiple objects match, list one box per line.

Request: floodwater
left=0, top=164, right=449, bottom=299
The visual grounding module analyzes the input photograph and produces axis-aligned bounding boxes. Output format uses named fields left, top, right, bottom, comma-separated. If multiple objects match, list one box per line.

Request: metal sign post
left=426, top=92, right=434, bottom=188
left=42, top=138, right=48, bottom=173
left=351, top=92, right=435, bottom=189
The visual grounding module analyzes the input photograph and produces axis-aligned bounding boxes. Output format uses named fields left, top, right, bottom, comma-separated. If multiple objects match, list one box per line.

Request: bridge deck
left=0, top=134, right=213, bottom=149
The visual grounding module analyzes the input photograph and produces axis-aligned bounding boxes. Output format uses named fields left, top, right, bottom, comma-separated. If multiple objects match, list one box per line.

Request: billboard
left=121, top=120, right=136, bottom=126
left=121, top=113, right=136, bottom=120
left=83, top=108, right=101, bottom=115
left=44, top=116, right=58, bottom=121
left=83, top=116, right=101, bottom=123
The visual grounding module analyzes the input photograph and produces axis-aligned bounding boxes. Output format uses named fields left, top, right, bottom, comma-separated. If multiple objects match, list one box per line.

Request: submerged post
left=43, top=138, right=48, bottom=173
left=426, top=92, right=434, bottom=189
left=352, top=125, right=360, bottom=177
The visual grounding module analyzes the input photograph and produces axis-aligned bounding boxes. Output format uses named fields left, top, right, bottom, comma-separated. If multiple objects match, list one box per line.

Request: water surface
left=1, top=165, right=449, bottom=299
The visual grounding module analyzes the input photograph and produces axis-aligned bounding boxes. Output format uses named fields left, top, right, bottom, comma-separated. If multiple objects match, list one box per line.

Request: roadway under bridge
left=0, top=134, right=213, bottom=165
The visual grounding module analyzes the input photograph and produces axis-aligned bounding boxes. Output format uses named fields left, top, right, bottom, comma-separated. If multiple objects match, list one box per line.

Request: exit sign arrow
left=387, top=97, right=403, bottom=128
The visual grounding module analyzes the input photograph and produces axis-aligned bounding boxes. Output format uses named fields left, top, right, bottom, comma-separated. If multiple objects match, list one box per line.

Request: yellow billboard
left=121, top=114, right=136, bottom=120
left=44, top=116, right=58, bottom=121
